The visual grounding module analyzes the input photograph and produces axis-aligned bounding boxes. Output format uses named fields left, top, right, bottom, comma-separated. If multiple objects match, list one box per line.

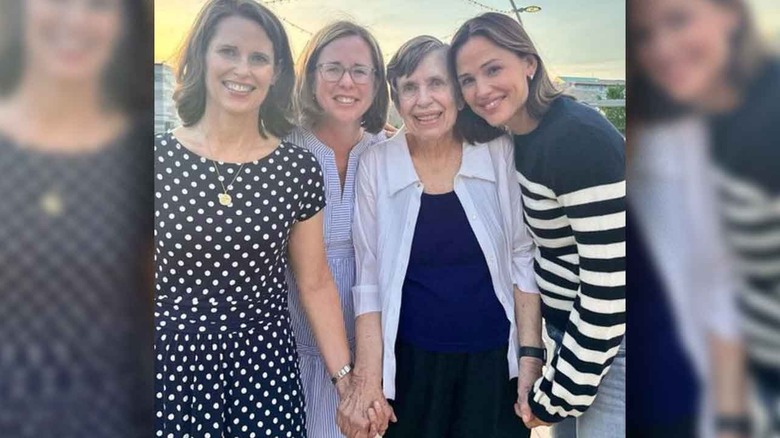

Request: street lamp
left=508, top=1, right=541, bottom=24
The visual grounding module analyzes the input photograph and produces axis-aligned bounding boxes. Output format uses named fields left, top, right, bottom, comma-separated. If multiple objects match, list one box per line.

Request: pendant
left=218, top=193, right=232, bottom=206
left=40, top=190, right=64, bottom=217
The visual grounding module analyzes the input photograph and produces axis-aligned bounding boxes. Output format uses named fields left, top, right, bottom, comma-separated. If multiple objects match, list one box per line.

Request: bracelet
left=330, top=363, right=354, bottom=385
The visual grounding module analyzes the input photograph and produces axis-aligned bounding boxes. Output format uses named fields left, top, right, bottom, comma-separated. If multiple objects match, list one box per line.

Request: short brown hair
left=386, top=36, right=460, bottom=142
left=173, top=0, right=295, bottom=138
left=388, top=35, right=504, bottom=144
left=294, top=21, right=388, bottom=134
left=387, top=36, right=448, bottom=109
left=449, top=13, right=563, bottom=143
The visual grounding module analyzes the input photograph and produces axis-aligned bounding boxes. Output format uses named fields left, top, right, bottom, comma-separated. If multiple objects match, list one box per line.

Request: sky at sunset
left=155, top=0, right=780, bottom=80
left=155, top=0, right=628, bottom=80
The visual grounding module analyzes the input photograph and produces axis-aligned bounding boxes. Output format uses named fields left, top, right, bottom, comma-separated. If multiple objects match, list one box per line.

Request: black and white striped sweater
left=513, top=97, right=626, bottom=423
left=710, top=60, right=780, bottom=376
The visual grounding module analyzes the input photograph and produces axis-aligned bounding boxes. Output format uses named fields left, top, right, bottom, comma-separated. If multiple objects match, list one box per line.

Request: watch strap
left=518, top=346, right=547, bottom=362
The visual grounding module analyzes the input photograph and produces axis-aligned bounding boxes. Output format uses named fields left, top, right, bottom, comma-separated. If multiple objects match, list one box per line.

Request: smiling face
left=395, top=50, right=458, bottom=142
left=454, top=35, right=537, bottom=129
left=204, top=15, right=276, bottom=117
left=24, top=0, right=124, bottom=84
left=313, top=35, right=376, bottom=126
left=630, top=0, right=739, bottom=105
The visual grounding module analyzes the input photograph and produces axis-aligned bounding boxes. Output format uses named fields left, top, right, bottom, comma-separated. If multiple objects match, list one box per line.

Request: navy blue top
left=397, top=191, right=509, bottom=353
left=626, top=212, right=700, bottom=426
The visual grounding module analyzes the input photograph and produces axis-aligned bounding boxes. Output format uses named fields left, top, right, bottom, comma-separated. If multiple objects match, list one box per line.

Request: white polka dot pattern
left=153, top=132, right=325, bottom=437
left=0, top=127, right=152, bottom=438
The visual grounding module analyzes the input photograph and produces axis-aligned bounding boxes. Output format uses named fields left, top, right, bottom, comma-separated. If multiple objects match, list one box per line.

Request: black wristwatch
left=715, top=415, right=751, bottom=436
left=518, top=346, right=547, bottom=362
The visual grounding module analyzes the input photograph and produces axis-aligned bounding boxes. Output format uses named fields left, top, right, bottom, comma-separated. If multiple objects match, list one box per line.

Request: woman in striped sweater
left=630, top=0, right=779, bottom=436
left=450, top=13, right=626, bottom=437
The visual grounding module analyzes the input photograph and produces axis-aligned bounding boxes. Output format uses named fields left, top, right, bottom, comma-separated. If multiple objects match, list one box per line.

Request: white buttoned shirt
left=352, top=128, right=539, bottom=399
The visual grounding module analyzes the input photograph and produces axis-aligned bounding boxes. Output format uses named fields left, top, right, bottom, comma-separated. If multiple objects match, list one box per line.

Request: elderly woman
left=284, top=20, right=391, bottom=438
left=351, top=35, right=542, bottom=437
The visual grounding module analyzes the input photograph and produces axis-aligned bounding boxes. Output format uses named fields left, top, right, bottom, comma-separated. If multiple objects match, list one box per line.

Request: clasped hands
left=516, top=356, right=552, bottom=429
left=336, top=358, right=549, bottom=436
left=336, top=370, right=397, bottom=438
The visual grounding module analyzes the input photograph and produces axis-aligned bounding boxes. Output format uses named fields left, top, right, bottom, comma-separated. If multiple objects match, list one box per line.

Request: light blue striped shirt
left=284, top=127, right=385, bottom=437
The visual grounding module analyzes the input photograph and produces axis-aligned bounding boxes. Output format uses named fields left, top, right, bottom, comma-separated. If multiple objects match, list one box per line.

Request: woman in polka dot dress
left=154, top=1, right=353, bottom=436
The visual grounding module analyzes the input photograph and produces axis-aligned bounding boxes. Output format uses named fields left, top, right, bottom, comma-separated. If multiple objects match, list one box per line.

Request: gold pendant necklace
left=210, top=160, right=246, bottom=207
left=205, top=136, right=255, bottom=207
left=40, top=189, right=64, bottom=216
left=217, top=192, right=232, bottom=206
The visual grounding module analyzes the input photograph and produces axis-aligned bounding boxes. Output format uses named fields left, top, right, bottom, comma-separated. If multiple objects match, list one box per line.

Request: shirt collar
left=385, top=127, right=420, bottom=196
left=385, top=127, right=497, bottom=196
left=459, top=140, right=497, bottom=183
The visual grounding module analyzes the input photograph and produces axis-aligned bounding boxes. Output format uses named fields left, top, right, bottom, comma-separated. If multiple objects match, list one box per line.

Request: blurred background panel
left=0, top=1, right=153, bottom=437
left=627, top=0, right=780, bottom=437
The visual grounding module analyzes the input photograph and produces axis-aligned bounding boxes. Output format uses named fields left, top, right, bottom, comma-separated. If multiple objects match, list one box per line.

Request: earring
left=529, top=74, right=535, bottom=81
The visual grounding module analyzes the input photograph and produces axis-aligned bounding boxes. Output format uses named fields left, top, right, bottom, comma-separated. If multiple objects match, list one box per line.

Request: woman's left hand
left=336, top=373, right=396, bottom=437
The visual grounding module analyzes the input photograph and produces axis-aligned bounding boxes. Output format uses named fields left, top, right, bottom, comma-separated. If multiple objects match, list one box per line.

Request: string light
left=276, top=15, right=313, bottom=35
left=461, top=0, right=512, bottom=14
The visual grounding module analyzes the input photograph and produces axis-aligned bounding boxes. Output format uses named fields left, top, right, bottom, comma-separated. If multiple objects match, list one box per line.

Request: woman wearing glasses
left=285, top=21, right=393, bottom=438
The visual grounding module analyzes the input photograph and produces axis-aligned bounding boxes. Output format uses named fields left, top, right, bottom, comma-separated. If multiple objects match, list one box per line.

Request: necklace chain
left=205, top=138, right=254, bottom=206
left=212, top=160, right=245, bottom=192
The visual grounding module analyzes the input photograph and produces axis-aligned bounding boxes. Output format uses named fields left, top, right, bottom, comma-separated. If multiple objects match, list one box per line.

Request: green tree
left=602, top=85, right=626, bottom=135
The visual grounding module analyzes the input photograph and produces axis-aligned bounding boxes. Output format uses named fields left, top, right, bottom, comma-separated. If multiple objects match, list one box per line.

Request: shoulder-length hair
left=0, top=0, right=153, bottom=114
left=294, top=21, right=388, bottom=134
left=173, top=0, right=295, bottom=138
left=628, top=0, right=769, bottom=122
left=449, top=12, right=563, bottom=143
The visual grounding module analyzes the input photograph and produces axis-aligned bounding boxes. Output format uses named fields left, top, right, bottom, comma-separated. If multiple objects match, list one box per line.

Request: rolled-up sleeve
left=352, top=152, right=382, bottom=315
left=691, top=156, right=740, bottom=340
left=504, top=139, right=540, bottom=294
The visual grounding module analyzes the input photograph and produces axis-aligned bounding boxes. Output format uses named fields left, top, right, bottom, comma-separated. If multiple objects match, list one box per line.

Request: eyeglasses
left=316, top=63, right=375, bottom=85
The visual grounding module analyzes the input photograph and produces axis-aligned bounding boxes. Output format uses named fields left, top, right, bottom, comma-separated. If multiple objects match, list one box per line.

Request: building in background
left=559, top=76, right=625, bottom=106
left=556, top=76, right=626, bottom=135
left=155, top=63, right=179, bottom=133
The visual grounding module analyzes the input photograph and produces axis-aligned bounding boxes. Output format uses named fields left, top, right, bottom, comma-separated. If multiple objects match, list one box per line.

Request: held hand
left=367, top=400, right=397, bottom=437
left=336, top=374, right=370, bottom=438
left=515, top=356, right=550, bottom=429
left=353, top=370, right=396, bottom=436
left=336, top=372, right=396, bottom=437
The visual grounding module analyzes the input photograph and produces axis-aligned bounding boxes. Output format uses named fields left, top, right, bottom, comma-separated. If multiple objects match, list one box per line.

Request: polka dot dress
left=0, top=125, right=153, bottom=438
left=154, top=131, right=325, bottom=438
